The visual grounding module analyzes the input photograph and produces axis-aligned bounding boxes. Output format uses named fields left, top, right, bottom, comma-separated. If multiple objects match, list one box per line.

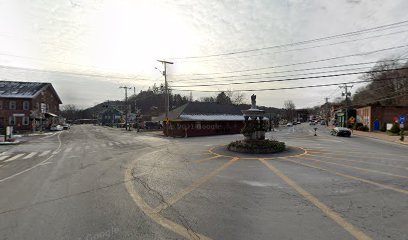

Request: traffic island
left=228, top=139, right=285, bottom=154
left=227, top=94, right=286, bottom=154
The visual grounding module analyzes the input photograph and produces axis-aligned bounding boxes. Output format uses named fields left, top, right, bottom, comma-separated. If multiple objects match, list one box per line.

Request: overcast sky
left=1, top=0, right=408, bottom=109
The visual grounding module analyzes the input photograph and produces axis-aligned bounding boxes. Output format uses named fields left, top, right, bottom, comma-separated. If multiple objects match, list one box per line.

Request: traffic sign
left=400, top=115, right=406, bottom=125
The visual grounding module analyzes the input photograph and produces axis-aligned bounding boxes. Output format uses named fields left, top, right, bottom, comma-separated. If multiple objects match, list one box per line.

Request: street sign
left=400, top=115, right=406, bottom=125
left=349, top=116, right=355, bottom=124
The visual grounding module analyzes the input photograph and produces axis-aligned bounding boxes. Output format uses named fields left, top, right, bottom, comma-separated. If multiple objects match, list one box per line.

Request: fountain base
left=228, top=139, right=285, bottom=154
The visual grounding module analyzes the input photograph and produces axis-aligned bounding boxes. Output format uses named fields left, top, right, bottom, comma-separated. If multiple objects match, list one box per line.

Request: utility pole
left=119, top=86, right=131, bottom=130
left=324, top=97, right=329, bottom=126
left=157, top=60, right=174, bottom=136
left=339, top=85, right=353, bottom=128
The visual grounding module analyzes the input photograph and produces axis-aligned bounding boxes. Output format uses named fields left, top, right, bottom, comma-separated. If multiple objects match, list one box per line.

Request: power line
left=170, top=75, right=408, bottom=93
left=170, top=19, right=408, bottom=59
left=175, top=29, right=408, bottom=63
left=171, top=67, right=408, bottom=88
left=171, top=44, right=408, bottom=77
left=0, top=64, right=155, bottom=82
left=172, top=65, right=373, bottom=84
left=172, top=57, right=408, bottom=83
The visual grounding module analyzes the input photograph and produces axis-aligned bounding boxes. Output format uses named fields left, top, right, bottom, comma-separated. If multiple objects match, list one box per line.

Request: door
left=373, top=119, right=380, bottom=131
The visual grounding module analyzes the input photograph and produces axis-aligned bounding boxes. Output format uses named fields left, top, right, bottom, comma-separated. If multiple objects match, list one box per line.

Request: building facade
left=356, top=105, right=408, bottom=131
left=155, top=102, right=258, bottom=137
left=0, top=81, right=62, bottom=132
left=99, top=107, right=123, bottom=126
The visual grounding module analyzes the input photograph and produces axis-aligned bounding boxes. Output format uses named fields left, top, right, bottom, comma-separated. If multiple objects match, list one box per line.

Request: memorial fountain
left=228, top=95, right=285, bottom=153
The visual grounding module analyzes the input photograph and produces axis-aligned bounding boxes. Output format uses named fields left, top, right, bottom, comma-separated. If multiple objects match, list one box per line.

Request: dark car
left=331, top=127, right=351, bottom=137
left=143, top=121, right=162, bottom=130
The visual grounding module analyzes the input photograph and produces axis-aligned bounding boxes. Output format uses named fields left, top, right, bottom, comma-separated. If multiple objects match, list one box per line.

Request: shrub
left=389, top=123, right=400, bottom=134
left=380, top=122, right=387, bottom=132
left=360, top=125, right=369, bottom=132
left=354, top=123, right=363, bottom=130
left=228, top=139, right=285, bottom=153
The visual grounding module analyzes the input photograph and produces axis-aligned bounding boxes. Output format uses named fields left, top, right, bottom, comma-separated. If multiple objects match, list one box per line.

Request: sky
left=1, top=0, right=408, bottom=109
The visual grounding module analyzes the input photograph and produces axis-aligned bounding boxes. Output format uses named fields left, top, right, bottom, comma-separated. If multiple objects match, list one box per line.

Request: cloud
left=1, top=0, right=408, bottom=108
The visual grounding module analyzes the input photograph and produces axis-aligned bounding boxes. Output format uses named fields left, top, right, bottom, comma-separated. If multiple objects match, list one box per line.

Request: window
left=9, top=116, right=15, bottom=125
left=0, top=100, right=2, bottom=110
left=9, top=100, right=16, bottom=110
left=23, top=116, right=29, bottom=125
left=23, top=101, right=30, bottom=110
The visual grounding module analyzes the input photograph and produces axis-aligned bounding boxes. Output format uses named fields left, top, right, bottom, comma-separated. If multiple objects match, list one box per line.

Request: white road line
left=23, top=152, right=38, bottom=159
left=0, top=131, right=64, bottom=184
left=64, top=147, right=73, bottom=153
left=39, top=150, right=51, bottom=157
left=4, top=153, right=25, bottom=162
left=0, top=155, right=10, bottom=161
left=108, top=142, right=114, bottom=146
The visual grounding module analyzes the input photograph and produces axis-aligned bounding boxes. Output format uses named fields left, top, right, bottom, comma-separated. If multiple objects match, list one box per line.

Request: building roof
left=0, top=80, right=62, bottom=103
left=153, top=102, right=250, bottom=121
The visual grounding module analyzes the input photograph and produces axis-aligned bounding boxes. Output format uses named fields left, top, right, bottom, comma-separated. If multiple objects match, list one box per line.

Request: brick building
left=0, top=81, right=62, bottom=132
left=154, top=102, right=252, bottom=137
left=356, top=104, right=408, bottom=131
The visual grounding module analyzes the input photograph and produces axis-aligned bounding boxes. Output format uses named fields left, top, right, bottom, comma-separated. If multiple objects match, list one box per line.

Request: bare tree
left=284, top=100, right=296, bottom=121
left=232, top=91, right=246, bottom=105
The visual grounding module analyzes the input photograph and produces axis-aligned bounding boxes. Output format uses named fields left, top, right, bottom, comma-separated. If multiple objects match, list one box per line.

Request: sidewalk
left=352, top=130, right=408, bottom=146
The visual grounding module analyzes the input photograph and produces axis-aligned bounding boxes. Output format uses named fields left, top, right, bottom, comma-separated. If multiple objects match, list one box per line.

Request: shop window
left=23, top=116, right=29, bottom=125
left=9, top=116, right=15, bottom=125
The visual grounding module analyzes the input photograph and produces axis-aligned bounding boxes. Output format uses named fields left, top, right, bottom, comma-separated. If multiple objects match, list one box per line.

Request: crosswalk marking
left=5, top=153, right=25, bottom=162
left=64, top=147, right=73, bottom=153
left=39, top=150, right=51, bottom=157
left=23, top=152, right=37, bottom=159
left=0, top=155, right=10, bottom=161
left=52, top=150, right=60, bottom=154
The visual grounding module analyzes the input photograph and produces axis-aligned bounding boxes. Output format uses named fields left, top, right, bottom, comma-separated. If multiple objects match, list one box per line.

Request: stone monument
left=228, top=95, right=285, bottom=153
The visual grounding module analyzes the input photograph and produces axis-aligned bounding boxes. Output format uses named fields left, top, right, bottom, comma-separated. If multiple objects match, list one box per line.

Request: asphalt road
left=0, top=124, right=407, bottom=240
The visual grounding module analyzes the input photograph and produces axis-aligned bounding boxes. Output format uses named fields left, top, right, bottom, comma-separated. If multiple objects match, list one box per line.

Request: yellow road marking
left=125, top=162, right=212, bottom=240
left=296, top=156, right=408, bottom=179
left=317, top=150, right=408, bottom=161
left=154, top=157, right=239, bottom=213
left=259, top=159, right=372, bottom=240
left=307, top=153, right=408, bottom=171
left=194, top=155, right=223, bottom=163
left=282, top=157, right=408, bottom=195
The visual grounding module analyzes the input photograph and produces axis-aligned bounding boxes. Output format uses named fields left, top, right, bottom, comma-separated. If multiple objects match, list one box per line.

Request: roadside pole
left=157, top=60, right=174, bottom=137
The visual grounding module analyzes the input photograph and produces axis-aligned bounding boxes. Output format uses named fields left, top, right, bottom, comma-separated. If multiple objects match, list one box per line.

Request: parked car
left=331, top=127, right=351, bottom=137
left=309, top=121, right=316, bottom=125
left=144, top=121, right=162, bottom=130
left=62, top=124, right=71, bottom=130
left=297, top=121, right=301, bottom=124
left=286, top=122, right=293, bottom=127
left=293, top=122, right=297, bottom=125
left=50, top=125, right=63, bottom=131
left=320, top=120, right=326, bottom=125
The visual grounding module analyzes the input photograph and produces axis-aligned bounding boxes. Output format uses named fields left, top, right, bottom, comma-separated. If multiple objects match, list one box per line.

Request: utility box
left=6, top=126, right=13, bottom=140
